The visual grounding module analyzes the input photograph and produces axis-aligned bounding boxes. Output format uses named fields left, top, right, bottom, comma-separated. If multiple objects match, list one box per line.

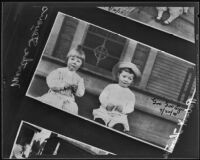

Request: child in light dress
left=93, top=62, right=141, bottom=132
left=38, top=45, right=85, bottom=115
left=156, top=7, right=189, bottom=25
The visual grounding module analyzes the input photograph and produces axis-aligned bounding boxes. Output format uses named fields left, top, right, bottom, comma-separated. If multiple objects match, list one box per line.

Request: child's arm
left=74, top=78, right=85, bottom=97
left=46, top=69, right=65, bottom=91
left=99, top=85, right=112, bottom=108
left=123, top=97, right=135, bottom=114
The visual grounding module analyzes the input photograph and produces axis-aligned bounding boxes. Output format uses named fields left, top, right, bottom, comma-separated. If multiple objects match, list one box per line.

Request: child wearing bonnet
left=93, top=61, right=141, bottom=132
left=37, top=45, right=85, bottom=115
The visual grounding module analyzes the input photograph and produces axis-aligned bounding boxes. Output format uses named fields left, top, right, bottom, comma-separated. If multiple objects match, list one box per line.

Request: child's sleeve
left=46, top=69, right=65, bottom=89
left=122, top=94, right=135, bottom=114
left=75, top=78, right=85, bottom=97
left=99, top=85, right=111, bottom=107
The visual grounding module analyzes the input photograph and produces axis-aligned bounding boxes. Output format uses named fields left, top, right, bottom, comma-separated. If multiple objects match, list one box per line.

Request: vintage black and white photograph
left=9, top=121, right=115, bottom=158
left=99, top=7, right=195, bottom=43
left=25, top=12, right=196, bottom=153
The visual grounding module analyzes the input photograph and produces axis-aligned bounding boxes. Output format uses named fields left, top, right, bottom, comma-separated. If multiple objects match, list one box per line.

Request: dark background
left=2, top=2, right=199, bottom=158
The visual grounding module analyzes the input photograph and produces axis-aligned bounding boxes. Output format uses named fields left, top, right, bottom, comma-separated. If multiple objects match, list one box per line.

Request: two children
left=38, top=45, right=140, bottom=133
left=93, top=62, right=141, bottom=132
left=38, top=45, right=85, bottom=115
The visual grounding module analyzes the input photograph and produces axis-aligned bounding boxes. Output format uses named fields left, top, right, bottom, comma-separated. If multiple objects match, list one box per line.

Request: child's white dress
left=93, top=84, right=135, bottom=131
left=38, top=67, right=85, bottom=115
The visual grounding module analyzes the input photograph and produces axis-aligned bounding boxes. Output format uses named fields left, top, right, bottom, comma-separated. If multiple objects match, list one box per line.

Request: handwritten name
left=11, top=6, right=48, bottom=88
left=152, top=97, right=162, bottom=105
left=151, top=98, right=185, bottom=118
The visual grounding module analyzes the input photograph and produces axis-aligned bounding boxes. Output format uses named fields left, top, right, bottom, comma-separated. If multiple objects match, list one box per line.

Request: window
left=82, top=25, right=127, bottom=75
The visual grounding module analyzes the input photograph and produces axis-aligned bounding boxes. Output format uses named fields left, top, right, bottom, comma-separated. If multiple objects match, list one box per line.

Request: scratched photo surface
left=99, top=7, right=195, bottom=43
left=9, top=121, right=115, bottom=159
left=26, top=12, right=196, bottom=153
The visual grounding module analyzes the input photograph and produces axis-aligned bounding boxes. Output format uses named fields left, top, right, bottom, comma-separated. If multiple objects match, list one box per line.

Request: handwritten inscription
left=11, top=6, right=48, bottom=88
left=152, top=97, right=162, bottom=105
left=151, top=98, right=185, bottom=119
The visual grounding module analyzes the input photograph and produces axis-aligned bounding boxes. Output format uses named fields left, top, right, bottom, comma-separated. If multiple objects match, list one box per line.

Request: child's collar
left=66, top=67, right=76, bottom=72
left=118, top=83, right=129, bottom=89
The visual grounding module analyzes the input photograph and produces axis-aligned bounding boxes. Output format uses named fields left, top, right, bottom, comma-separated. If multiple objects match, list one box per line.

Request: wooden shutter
left=132, top=43, right=150, bottom=74
left=178, top=67, right=196, bottom=102
left=52, top=16, right=78, bottom=59
left=146, top=52, right=196, bottom=102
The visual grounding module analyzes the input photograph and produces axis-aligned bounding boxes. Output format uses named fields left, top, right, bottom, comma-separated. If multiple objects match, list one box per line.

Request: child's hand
left=51, top=86, right=62, bottom=91
left=115, top=105, right=123, bottom=113
left=71, top=85, right=78, bottom=94
left=106, top=105, right=114, bottom=111
left=64, top=82, right=71, bottom=88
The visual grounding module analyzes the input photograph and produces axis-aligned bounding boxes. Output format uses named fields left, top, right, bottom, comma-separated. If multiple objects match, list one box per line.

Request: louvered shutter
left=146, top=52, right=196, bottom=102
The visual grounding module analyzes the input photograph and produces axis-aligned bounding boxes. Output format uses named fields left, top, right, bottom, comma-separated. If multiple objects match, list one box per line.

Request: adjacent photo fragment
left=99, top=7, right=195, bottom=43
left=9, top=121, right=115, bottom=158
left=26, top=12, right=197, bottom=153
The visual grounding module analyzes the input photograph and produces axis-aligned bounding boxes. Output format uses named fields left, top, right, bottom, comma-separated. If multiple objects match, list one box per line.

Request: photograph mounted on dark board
left=26, top=11, right=197, bottom=154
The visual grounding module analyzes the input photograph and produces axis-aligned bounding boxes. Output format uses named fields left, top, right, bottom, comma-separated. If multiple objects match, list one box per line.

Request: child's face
left=67, top=56, right=82, bottom=71
left=118, top=70, right=134, bottom=88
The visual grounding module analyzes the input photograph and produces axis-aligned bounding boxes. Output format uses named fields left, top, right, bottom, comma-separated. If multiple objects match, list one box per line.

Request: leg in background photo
left=163, top=7, right=185, bottom=25
left=156, top=7, right=167, bottom=21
